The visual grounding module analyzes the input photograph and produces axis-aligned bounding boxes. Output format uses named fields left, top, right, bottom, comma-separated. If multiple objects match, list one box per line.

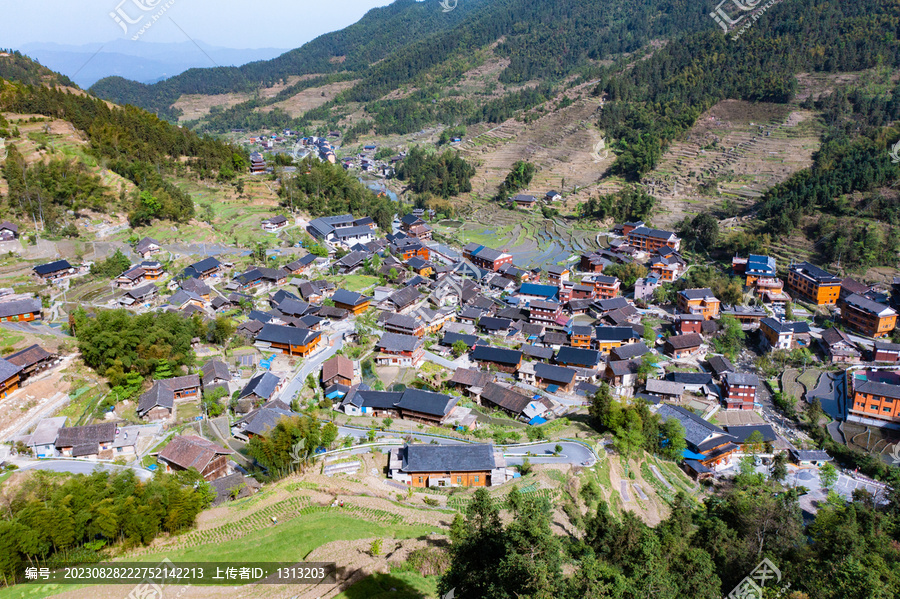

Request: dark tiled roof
left=159, top=435, right=232, bottom=471
left=856, top=379, right=900, bottom=400
left=394, top=388, right=458, bottom=417
left=534, top=363, right=576, bottom=385
left=256, top=324, right=320, bottom=347
left=554, top=346, right=601, bottom=368
left=201, top=359, right=231, bottom=386
left=593, top=326, right=639, bottom=342
left=723, top=424, right=777, bottom=444
left=56, top=422, right=116, bottom=448
left=332, top=289, right=369, bottom=307
left=402, top=443, right=495, bottom=473
left=471, top=346, right=522, bottom=366
left=707, top=355, right=734, bottom=376
left=481, top=382, right=533, bottom=414
left=376, top=332, right=423, bottom=353
left=239, top=372, right=281, bottom=401
left=387, top=286, right=421, bottom=310
left=34, top=260, right=73, bottom=275
left=667, top=372, right=713, bottom=385
left=609, top=342, right=649, bottom=361
left=521, top=344, right=554, bottom=360
left=441, top=332, right=479, bottom=348
left=666, top=333, right=703, bottom=350
left=5, top=344, right=52, bottom=369
left=0, top=298, right=42, bottom=319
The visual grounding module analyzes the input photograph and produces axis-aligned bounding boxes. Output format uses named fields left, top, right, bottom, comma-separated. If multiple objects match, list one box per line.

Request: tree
left=713, top=315, right=745, bottom=360
left=208, top=316, right=235, bottom=345
left=660, top=418, right=686, bottom=461
left=690, top=213, right=720, bottom=249
left=745, top=431, right=766, bottom=455
left=770, top=452, right=788, bottom=483
left=819, top=462, right=838, bottom=491
left=451, top=339, right=469, bottom=358
left=589, top=383, right=615, bottom=428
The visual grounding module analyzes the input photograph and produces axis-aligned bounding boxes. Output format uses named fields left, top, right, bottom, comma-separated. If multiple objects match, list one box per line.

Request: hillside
left=0, top=55, right=242, bottom=236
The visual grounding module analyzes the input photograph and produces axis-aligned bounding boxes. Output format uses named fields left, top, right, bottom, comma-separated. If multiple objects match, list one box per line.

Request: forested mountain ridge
left=88, top=0, right=490, bottom=119
left=88, top=0, right=715, bottom=127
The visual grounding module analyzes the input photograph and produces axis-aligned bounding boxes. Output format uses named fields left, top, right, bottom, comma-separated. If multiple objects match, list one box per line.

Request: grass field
left=332, top=274, right=380, bottom=293
left=138, top=512, right=434, bottom=564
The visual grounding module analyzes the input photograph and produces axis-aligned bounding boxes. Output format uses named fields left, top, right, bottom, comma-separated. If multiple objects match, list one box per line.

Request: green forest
left=278, top=156, right=397, bottom=229
left=396, top=147, right=475, bottom=198
left=0, top=75, right=242, bottom=227
left=71, top=308, right=199, bottom=386
left=0, top=469, right=213, bottom=585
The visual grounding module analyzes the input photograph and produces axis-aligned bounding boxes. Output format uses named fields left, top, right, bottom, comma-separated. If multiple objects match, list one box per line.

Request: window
left=418, top=477, right=423, bottom=484
left=871, top=405, right=879, bottom=411
left=457, top=476, right=462, bottom=484
left=883, top=407, right=891, bottom=412
left=474, top=476, right=479, bottom=483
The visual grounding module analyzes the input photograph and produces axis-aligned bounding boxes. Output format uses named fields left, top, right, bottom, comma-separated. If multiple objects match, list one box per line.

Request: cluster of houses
left=17, top=203, right=900, bottom=493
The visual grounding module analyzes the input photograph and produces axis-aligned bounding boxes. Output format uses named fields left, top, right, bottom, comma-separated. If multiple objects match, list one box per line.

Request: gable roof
left=481, top=382, right=533, bottom=414
left=449, top=368, right=493, bottom=388
left=158, top=435, right=233, bottom=471
left=666, top=333, right=703, bottom=350
left=656, top=404, right=733, bottom=449
left=5, top=344, right=52, bottom=369
left=646, top=378, right=685, bottom=396
left=0, top=298, right=41, bottom=320
left=34, top=260, right=73, bottom=276
left=332, top=289, right=369, bottom=307
left=136, top=375, right=201, bottom=416
left=402, top=443, right=495, bottom=473
left=55, top=422, right=116, bottom=448
left=594, top=326, right=640, bottom=342
left=534, top=363, right=577, bottom=385
left=201, top=359, right=231, bottom=386
left=470, top=345, right=522, bottom=366
left=707, top=355, right=734, bottom=376
left=376, top=332, right=423, bottom=353
left=441, top=332, right=480, bottom=348
left=255, top=323, right=320, bottom=347
left=554, top=346, right=601, bottom=368
left=387, top=286, right=421, bottom=310
left=393, top=388, right=458, bottom=417
left=610, top=342, right=649, bottom=361
left=239, top=372, right=281, bottom=400
left=322, top=355, right=354, bottom=382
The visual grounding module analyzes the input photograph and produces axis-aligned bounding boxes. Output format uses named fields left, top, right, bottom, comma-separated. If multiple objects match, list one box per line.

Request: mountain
left=19, top=40, right=289, bottom=88
left=87, top=0, right=495, bottom=115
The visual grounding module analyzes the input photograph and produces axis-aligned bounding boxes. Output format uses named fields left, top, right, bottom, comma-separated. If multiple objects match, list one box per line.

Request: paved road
left=332, top=426, right=596, bottom=466
left=17, top=459, right=154, bottom=481
left=276, top=322, right=354, bottom=403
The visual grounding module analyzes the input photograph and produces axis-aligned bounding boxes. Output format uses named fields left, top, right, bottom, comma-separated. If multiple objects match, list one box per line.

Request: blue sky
left=1, top=0, right=397, bottom=49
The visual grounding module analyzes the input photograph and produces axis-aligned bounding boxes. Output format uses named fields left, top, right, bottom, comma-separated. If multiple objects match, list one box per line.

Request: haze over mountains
left=19, top=40, right=289, bottom=87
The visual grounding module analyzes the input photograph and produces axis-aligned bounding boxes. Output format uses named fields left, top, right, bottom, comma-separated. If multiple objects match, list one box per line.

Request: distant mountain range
left=18, top=40, right=289, bottom=88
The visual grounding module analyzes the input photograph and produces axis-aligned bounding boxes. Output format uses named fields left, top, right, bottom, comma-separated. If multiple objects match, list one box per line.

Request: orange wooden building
left=786, top=262, right=841, bottom=306
left=389, top=444, right=499, bottom=488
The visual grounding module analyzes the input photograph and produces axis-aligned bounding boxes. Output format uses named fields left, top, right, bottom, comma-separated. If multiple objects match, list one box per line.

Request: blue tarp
left=546, top=384, right=559, bottom=393
left=528, top=416, right=548, bottom=426
left=682, top=448, right=707, bottom=461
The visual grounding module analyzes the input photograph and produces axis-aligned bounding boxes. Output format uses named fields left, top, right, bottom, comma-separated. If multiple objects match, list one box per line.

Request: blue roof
left=681, top=448, right=707, bottom=461
left=518, top=283, right=558, bottom=300
left=528, top=416, right=548, bottom=426
left=746, top=254, right=776, bottom=275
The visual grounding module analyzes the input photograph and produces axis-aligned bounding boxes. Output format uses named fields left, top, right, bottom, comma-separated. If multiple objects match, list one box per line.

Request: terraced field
left=434, top=204, right=602, bottom=268
left=644, top=99, right=823, bottom=228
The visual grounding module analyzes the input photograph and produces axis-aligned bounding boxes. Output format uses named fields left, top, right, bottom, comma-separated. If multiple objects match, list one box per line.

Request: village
left=0, top=200, right=896, bottom=517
